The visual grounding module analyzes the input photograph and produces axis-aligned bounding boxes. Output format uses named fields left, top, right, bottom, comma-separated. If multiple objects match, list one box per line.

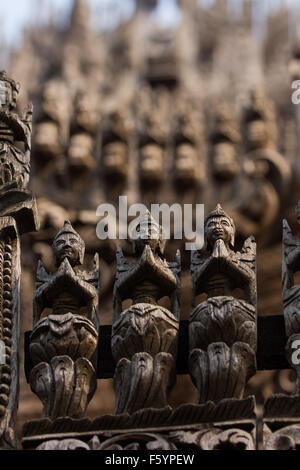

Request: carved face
left=0, top=81, right=13, bottom=111
left=247, top=120, right=268, bottom=149
left=134, top=220, right=162, bottom=255
left=140, top=144, right=164, bottom=181
left=102, top=141, right=128, bottom=177
left=175, top=143, right=197, bottom=181
left=53, top=233, right=84, bottom=267
left=44, top=82, right=57, bottom=103
left=69, top=134, right=94, bottom=168
left=213, top=142, right=239, bottom=180
left=205, top=216, right=235, bottom=248
left=34, top=122, right=61, bottom=159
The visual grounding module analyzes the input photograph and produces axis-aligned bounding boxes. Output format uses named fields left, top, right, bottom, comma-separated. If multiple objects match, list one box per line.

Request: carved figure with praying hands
left=29, top=221, right=100, bottom=420
left=112, top=211, right=181, bottom=414
left=0, top=71, right=32, bottom=192
left=189, top=204, right=257, bottom=404
left=282, top=201, right=300, bottom=394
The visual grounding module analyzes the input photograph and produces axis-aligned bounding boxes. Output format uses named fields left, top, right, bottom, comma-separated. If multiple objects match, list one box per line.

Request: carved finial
left=69, top=0, right=90, bottom=38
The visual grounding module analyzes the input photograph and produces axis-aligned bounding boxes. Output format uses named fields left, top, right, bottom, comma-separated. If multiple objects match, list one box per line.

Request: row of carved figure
left=33, top=82, right=288, bottom=192
left=2, top=69, right=300, bottom=450
left=28, top=203, right=258, bottom=420
left=25, top=199, right=300, bottom=451
left=0, top=61, right=289, bottom=251
left=0, top=70, right=258, bottom=441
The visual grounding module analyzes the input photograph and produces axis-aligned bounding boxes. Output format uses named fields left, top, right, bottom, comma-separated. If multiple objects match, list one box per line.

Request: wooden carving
left=210, top=105, right=240, bottom=181
left=189, top=204, right=257, bottom=404
left=112, top=211, right=181, bottom=414
left=68, top=90, right=98, bottom=177
left=0, top=72, right=38, bottom=449
left=34, top=427, right=255, bottom=451
left=282, top=201, right=300, bottom=392
left=172, top=105, right=205, bottom=188
left=228, top=89, right=291, bottom=243
left=100, top=109, right=130, bottom=189
left=29, top=221, right=99, bottom=420
left=138, top=105, right=167, bottom=189
left=34, top=79, right=71, bottom=166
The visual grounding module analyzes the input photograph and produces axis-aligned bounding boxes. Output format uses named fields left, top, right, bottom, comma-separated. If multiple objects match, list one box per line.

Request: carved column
left=112, top=211, right=181, bottom=414
left=262, top=200, right=300, bottom=449
left=29, top=221, right=99, bottom=420
left=0, top=71, right=38, bottom=448
left=283, top=201, right=300, bottom=388
left=189, top=204, right=257, bottom=404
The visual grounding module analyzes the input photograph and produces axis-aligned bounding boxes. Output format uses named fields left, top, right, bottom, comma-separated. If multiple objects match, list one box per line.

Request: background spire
left=136, top=0, right=158, bottom=12
left=69, top=0, right=90, bottom=38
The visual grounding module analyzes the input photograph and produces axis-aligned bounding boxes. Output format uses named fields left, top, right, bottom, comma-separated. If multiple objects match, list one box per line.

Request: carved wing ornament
left=34, top=258, right=97, bottom=309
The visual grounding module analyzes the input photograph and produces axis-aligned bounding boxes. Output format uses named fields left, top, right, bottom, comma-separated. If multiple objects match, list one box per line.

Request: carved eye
left=222, top=220, right=230, bottom=227
left=70, top=238, right=77, bottom=245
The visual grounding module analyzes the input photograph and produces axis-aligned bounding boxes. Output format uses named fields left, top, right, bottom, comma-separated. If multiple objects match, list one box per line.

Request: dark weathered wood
left=0, top=71, right=39, bottom=450
left=256, top=315, right=290, bottom=370
left=189, top=205, right=257, bottom=404
left=24, top=315, right=290, bottom=382
left=28, top=222, right=100, bottom=420
left=111, top=212, right=181, bottom=413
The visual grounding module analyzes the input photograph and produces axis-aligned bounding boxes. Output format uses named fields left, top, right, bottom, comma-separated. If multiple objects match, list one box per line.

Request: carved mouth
left=62, top=249, right=74, bottom=256
left=213, top=231, right=224, bottom=237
